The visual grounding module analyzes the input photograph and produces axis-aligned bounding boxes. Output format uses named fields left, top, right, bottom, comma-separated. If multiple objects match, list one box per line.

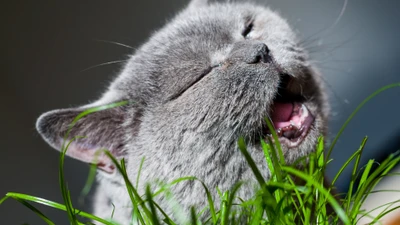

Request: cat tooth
left=290, top=120, right=299, bottom=129
left=301, top=104, right=309, bottom=119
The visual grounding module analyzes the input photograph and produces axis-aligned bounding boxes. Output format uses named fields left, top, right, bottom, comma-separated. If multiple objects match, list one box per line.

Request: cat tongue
left=270, top=102, right=293, bottom=126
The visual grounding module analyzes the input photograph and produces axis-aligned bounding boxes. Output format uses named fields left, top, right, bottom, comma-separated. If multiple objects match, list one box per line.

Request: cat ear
left=36, top=101, right=131, bottom=174
left=188, top=0, right=208, bottom=8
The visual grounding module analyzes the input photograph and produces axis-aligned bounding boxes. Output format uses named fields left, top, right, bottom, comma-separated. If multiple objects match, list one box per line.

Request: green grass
left=1, top=83, right=400, bottom=224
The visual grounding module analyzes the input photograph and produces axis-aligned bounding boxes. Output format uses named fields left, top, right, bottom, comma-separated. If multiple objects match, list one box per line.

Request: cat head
left=36, top=0, right=328, bottom=175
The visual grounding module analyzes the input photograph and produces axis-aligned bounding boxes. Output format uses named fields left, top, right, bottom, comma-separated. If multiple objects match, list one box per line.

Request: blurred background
left=1, top=0, right=399, bottom=224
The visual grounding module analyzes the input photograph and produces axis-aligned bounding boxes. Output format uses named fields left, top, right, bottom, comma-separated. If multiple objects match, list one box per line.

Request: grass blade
left=14, top=198, right=55, bottom=225
left=326, top=83, right=400, bottom=160
left=145, top=184, right=160, bottom=225
left=237, top=138, right=277, bottom=213
left=190, top=206, right=199, bottom=225
left=2, top=192, right=115, bottom=225
left=357, top=159, right=375, bottom=193
left=345, top=137, right=368, bottom=213
left=136, top=157, right=146, bottom=190
left=282, top=166, right=351, bottom=225
left=105, top=152, right=149, bottom=224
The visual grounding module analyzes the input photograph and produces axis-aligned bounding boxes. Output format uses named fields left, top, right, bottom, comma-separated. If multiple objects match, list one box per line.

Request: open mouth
left=265, top=74, right=315, bottom=148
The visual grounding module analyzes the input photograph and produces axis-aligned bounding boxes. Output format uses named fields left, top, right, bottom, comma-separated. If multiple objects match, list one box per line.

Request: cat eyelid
left=168, top=66, right=215, bottom=101
left=242, top=20, right=254, bottom=38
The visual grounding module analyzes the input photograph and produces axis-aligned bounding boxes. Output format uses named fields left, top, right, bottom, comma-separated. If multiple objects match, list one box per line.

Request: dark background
left=1, top=0, right=399, bottom=224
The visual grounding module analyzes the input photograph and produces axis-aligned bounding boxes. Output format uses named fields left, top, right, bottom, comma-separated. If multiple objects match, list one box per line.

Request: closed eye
left=169, top=66, right=215, bottom=101
left=242, top=21, right=254, bottom=38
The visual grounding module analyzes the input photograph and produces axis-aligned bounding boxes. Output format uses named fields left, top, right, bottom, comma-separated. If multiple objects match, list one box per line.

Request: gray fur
left=188, top=0, right=209, bottom=8
left=36, top=0, right=329, bottom=224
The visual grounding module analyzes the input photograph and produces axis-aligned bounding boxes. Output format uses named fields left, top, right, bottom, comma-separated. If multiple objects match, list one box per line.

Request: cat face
left=36, top=0, right=328, bottom=222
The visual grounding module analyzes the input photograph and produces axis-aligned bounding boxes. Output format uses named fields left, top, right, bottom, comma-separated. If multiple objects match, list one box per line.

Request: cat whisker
left=331, top=0, right=348, bottom=31
left=80, top=59, right=129, bottom=73
left=315, top=64, right=352, bottom=77
left=299, top=0, right=349, bottom=50
left=318, top=58, right=364, bottom=64
left=94, top=39, right=135, bottom=50
left=304, top=31, right=359, bottom=55
left=311, top=64, right=352, bottom=105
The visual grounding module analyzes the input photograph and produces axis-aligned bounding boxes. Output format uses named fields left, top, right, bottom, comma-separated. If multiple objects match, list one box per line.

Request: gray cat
left=36, top=0, right=329, bottom=223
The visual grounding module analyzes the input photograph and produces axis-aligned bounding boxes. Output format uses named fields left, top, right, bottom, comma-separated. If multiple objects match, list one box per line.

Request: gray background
left=1, top=0, right=399, bottom=224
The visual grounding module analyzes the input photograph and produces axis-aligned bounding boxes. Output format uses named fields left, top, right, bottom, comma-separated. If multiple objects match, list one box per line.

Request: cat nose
left=229, top=41, right=272, bottom=64
left=252, top=43, right=271, bottom=64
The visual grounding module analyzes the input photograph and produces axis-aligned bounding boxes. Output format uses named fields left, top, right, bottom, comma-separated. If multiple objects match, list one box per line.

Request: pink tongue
left=271, top=102, right=293, bottom=123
